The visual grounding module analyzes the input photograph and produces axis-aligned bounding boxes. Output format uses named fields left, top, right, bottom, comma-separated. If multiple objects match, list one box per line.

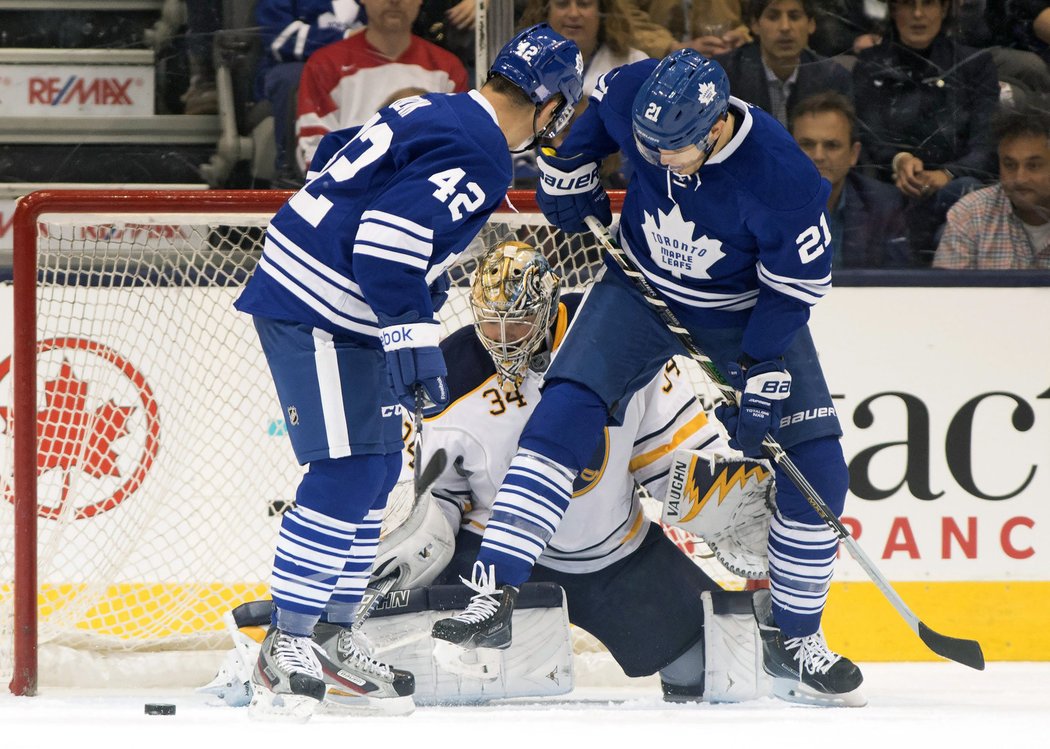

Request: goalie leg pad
left=701, top=590, right=772, bottom=702
left=203, top=585, right=574, bottom=707
left=363, top=583, right=574, bottom=704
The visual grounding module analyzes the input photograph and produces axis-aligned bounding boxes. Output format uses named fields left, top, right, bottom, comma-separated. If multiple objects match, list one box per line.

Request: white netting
left=0, top=195, right=739, bottom=690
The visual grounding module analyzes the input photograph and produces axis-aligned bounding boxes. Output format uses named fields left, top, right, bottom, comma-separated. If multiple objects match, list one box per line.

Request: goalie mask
left=470, top=241, right=561, bottom=389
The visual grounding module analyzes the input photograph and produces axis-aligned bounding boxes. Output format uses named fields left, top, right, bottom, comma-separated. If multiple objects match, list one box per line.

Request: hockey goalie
left=203, top=241, right=776, bottom=709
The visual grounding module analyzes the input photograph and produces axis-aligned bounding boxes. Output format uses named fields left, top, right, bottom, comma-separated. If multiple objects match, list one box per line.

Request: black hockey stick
left=584, top=215, right=985, bottom=670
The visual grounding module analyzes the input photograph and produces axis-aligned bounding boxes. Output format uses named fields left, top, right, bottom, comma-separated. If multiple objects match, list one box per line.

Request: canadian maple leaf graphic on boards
left=31, top=359, right=136, bottom=478
left=0, top=337, right=160, bottom=519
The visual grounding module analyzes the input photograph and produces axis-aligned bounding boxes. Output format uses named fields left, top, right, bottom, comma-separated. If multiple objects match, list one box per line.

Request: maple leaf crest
left=0, top=359, right=135, bottom=479
left=698, top=82, right=718, bottom=105
left=641, top=205, right=725, bottom=279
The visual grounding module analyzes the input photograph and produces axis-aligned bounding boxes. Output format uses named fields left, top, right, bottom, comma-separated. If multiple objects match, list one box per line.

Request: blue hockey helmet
left=631, top=50, right=730, bottom=167
left=488, top=23, right=584, bottom=139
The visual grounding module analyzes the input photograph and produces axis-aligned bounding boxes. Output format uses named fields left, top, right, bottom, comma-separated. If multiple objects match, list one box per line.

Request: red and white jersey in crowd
left=295, top=31, right=469, bottom=169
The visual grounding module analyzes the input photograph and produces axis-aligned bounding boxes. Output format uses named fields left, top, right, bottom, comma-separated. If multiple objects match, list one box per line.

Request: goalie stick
left=352, top=392, right=448, bottom=632
left=584, top=215, right=985, bottom=671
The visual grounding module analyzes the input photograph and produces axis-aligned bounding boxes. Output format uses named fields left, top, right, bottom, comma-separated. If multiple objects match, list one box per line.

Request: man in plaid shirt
left=934, top=107, right=1050, bottom=269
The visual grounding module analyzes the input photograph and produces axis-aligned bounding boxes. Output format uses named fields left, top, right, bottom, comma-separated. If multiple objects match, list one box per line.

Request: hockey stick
left=351, top=396, right=449, bottom=633
left=584, top=215, right=985, bottom=670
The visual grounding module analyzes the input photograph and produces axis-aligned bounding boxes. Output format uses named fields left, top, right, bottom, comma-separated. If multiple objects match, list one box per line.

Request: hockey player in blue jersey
left=432, top=49, right=866, bottom=707
left=233, top=23, right=583, bottom=720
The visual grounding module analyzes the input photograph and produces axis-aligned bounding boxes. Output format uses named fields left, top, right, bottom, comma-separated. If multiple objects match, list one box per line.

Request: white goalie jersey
left=415, top=295, right=729, bottom=575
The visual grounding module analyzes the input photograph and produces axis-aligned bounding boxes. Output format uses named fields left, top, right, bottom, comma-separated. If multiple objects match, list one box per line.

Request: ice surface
left=2, top=662, right=1047, bottom=749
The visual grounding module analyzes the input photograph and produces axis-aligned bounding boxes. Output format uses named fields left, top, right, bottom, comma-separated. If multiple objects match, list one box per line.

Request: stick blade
left=415, top=448, right=448, bottom=500
left=918, top=621, right=985, bottom=670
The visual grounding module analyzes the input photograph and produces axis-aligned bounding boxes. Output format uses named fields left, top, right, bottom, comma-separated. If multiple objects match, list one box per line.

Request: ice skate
left=312, top=621, right=416, bottom=715
left=248, top=627, right=327, bottom=721
left=431, top=561, right=518, bottom=679
left=753, top=589, right=866, bottom=707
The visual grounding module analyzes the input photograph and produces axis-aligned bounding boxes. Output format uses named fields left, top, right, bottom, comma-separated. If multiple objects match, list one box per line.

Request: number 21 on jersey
left=795, top=213, right=832, bottom=263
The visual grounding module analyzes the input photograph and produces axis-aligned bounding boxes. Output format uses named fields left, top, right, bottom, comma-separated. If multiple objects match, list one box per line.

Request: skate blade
left=771, top=677, right=868, bottom=708
left=320, top=691, right=415, bottom=716
left=247, top=689, right=321, bottom=722
left=432, top=639, right=503, bottom=681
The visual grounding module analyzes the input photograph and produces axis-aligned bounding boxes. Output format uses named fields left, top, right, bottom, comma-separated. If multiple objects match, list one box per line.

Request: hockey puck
left=144, top=703, right=176, bottom=716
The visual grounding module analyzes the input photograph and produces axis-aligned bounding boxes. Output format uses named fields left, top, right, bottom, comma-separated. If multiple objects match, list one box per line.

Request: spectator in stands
left=791, top=92, right=911, bottom=267
left=933, top=106, right=1050, bottom=269
left=412, top=0, right=477, bottom=78
left=295, top=0, right=469, bottom=176
left=954, top=0, right=1050, bottom=108
left=714, top=0, right=852, bottom=128
left=624, top=1, right=751, bottom=59
left=256, top=1, right=365, bottom=184
left=519, top=0, right=647, bottom=98
left=181, top=0, right=222, bottom=115
left=853, top=0, right=999, bottom=263
left=807, top=0, right=886, bottom=58
left=514, top=0, right=647, bottom=187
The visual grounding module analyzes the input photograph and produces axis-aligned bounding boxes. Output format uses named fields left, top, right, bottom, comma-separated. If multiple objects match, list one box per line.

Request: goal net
left=0, top=189, right=741, bottom=695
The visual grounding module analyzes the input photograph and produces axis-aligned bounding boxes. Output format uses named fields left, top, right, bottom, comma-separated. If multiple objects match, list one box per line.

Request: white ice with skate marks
left=2, top=663, right=1048, bottom=749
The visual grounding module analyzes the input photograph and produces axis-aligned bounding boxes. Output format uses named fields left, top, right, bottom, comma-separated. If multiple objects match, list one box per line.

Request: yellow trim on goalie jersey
left=550, top=302, right=569, bottom=353
left=821, top=580, right=1050, bottom=661
left=627, top=410, right=710, bottom=473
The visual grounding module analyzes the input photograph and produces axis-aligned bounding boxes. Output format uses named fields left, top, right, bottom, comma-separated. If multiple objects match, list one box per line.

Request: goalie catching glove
left=536, top=148, right=612, bottom=234
left=662, top=449, right=774, bottom=579
left=380, top=312, right=448, bottom=415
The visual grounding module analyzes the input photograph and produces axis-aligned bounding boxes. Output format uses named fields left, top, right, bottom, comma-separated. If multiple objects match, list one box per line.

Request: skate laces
left=273, top=632, right=323, bottom=678
left=783, top=630, right=841, bottom=676
left=454, top=561, right=501, bottom=624
left=336, top=629, right=393, bottom=679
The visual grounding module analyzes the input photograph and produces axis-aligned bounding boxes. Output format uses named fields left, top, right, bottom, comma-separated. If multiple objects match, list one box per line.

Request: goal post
left=1, top=189, right=738, bottom=696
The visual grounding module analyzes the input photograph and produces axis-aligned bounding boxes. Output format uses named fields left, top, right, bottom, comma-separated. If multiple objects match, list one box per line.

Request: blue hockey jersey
left=557, top=59, right=833, bottom=362
left=235, top=90, right=512, bottom=346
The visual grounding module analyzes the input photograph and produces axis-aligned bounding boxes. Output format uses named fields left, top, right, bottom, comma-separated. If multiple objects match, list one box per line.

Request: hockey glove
left=380, top=314, right=449, bottom=416
left=714, top=359, right=792, bottom=458
left=536, top=148, right=611, bottom=234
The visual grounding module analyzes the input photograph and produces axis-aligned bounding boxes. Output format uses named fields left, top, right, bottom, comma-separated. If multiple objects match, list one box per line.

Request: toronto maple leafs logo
left=698, top=82, right=718, bottom=105
left=0, top=337, right=159, bottom=520
left=640, top=205, right=725, bottom=279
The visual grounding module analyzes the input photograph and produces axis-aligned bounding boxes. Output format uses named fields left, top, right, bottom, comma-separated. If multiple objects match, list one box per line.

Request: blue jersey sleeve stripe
left=353, top=243, right=429, bottom=270
left=360, top=209, right=434, bottom=240
left=268, top=225, right=361, bottom=294
left=255, top=256, right=379, bottom=337
left=263, top=236, right=369, bottom=306
left=756, top=262, right=831, bottom=305
left=356, top=221, right=434, bottom=258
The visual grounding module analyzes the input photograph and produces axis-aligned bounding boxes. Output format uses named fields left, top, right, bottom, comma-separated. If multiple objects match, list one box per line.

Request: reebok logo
left=381, top=326, right=413, bottom=347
